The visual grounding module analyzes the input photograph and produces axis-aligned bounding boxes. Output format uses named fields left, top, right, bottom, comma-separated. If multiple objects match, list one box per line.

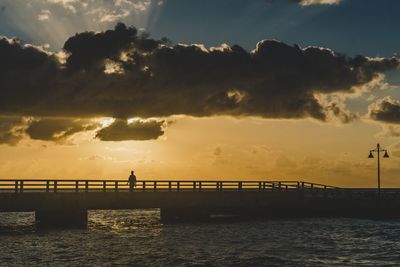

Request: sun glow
left=1, top=0, right=164, bottom=50
left=96, top=117, right=115, bottom=128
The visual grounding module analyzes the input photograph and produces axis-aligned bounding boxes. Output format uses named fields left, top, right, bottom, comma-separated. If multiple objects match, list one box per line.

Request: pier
left=0, top=179, right=400, bottom=228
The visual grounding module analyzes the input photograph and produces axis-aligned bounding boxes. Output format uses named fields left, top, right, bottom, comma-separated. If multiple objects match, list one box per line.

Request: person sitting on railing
left=127, top=170, right=137, bottom=191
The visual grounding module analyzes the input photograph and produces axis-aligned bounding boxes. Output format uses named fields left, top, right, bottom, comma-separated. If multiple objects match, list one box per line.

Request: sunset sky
left=1, top=0, right=400, bottom=187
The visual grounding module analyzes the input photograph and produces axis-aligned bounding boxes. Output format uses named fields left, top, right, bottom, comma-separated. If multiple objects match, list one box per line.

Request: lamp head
left=384, top=151, right=390, bottom=158
left=368, top=152, right=374, bottom=158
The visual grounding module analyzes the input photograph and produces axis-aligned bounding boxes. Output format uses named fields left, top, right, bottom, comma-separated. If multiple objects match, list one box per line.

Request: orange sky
left=1, top=116, right=399, bottom=188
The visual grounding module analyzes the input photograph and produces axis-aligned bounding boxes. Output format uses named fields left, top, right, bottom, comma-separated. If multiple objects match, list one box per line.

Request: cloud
left=38, top=9, right=51, bottom=21
left=47, top=0, right=79, bottom=13
left=0, top=23, right=398, bottom=129
left=0, top=117, right=25, bottom=145
left=0, top=23, right=400, bottom=147
left=214, top=147, right=222, bottom=156
left=0, top=116, right=166, bottom=145
left=315, top=94, right=358, bottom=123
left=0, top=0, right=158, bottom=50
left=62, top=23, right=145, bottom=71
left=382, top=126, right=400, bottom=137
left=297, top=0, right=342, bottom=6
left=79, top=154, right=115, bottom=161
left=95, top=119, right=165, bottom=141
left=25, top=118, right=99, bottom=143
left=98, top=9, right=130, bottom=23
left=368, top=97, right=400, bottom=124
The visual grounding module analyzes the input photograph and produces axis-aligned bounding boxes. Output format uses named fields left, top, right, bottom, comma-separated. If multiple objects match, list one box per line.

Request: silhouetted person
left=128, top=170, right=136, bottom=191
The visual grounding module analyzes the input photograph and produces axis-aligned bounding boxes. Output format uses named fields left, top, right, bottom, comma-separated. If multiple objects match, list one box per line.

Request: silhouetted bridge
left=1, top=179, right=399, bottom=228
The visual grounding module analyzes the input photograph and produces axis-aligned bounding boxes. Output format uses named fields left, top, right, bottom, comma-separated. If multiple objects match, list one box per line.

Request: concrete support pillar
left=35, top=209, right=88, bottom=228
left=160, top=208, right=210, bottom=222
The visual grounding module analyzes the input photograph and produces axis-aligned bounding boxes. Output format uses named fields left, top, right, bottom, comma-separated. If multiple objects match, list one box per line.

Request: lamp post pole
left=377, top=143, right=380, bottom=194
left=368, top=143, right=389, bottom=197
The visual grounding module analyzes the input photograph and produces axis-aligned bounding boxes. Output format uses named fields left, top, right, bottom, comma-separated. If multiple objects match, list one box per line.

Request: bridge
left=1, top=179, right=400, bottom=228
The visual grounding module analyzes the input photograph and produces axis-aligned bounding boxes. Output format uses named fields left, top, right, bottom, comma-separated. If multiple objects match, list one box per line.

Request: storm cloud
left=1, top=23, right=398, bottom=121
left=0, top=116, right=165, bottom=145
left=0, top=23, right=399, bottom=144
left=96, top=119, right=165, bottom=141
left=26, top=118, right=99, bottom=142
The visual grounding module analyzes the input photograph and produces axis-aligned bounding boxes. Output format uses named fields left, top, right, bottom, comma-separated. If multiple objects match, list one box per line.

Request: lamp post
left=368, top=143, right=389, bottom=196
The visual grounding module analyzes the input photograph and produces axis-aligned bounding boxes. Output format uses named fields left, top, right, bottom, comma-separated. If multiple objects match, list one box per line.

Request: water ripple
left=0, top=211, right=400, bottom=265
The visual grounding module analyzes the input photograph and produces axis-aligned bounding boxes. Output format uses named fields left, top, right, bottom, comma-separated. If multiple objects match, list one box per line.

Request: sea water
left=0, top=210, right=400, bottom=266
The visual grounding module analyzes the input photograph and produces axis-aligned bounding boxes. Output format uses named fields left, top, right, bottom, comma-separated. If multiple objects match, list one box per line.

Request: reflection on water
left=1, top=210, right=400, bottom=266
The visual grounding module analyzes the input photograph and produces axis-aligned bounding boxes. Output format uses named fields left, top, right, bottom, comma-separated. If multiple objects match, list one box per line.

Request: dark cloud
left=369, top=97, right=400, bottom=124
left=96, top=119, right=165, bottom=141
left=0, top=23, right=398, bottom=123
left=0, top=117, right=24, bottom=145
left=0, top=37, right=60, bottom=117
left=64, top=23, right=136, bottom=71
left=25, top=118, right=99, bottom=142
left=0, top=116, right=165, bottom=145
left=0, top=37, right=59, bottom=71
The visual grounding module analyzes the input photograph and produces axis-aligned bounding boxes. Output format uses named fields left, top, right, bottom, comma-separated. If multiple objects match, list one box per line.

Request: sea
left=0, top=210, right=399, bottom=266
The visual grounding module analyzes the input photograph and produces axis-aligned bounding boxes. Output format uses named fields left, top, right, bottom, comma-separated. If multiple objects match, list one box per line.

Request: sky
left=1, top=0, right=400, bottom=187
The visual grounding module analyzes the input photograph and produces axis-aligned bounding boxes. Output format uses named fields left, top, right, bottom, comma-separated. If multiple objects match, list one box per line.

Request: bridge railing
left=0, top=179, right=339, bottom=193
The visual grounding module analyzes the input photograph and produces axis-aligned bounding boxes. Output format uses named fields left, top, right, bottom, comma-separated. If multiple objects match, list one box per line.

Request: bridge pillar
left=35, top=209, right=88, bottom=228
left=160, top=208, right=210, bottom=222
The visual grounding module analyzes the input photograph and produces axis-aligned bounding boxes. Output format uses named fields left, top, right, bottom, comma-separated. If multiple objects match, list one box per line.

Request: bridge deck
left=1, top=180, right=400, bottom=227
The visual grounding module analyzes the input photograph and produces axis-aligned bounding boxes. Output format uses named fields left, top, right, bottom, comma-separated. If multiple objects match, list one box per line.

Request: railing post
left=54, top=181, right=57, bottom=193
left=46, top=181, right=50, bottom=193
left=263, top=182, right=266, bottom=191
left=272, top=183, right=275, bottom=192
left=103, top=181, right=106, bottom=192
left=220, top=182, right=223, bottom=192
left=301, top=182, right=305, bottom=192
left=177, top=181, right=180, bottom=192
left=20, top=181, right=23, bottom=193
left=169, top=181, right=172, bottom=192
left=297, top=181, right=300, bottom=191
left=15, top=181, right=18, bottom=193
left=75, top=181, right=79, bottom=192
left=278, top=182, right=281, bottom=192
left=142, top=181, right=146, bottom=192
left=199, top=181, right=202, bottom=192
left=193, top=181, right=196, bottom=192
left=85, top=181, right=89, bottom=193
left=115, top=181, right=118, bottom=192
left=238, top=182, right=242, bottom=192
left=154, top=181, right=157, bottom=192
left=285, top=185, right=288, bottom=191
left=258, top=182, right=262, bottom=192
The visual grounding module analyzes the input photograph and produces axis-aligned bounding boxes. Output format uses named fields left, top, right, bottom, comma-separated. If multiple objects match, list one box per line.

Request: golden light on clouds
left=1, top=0, right=400, bottom=189
left=1, top=115, right=399, bottom=188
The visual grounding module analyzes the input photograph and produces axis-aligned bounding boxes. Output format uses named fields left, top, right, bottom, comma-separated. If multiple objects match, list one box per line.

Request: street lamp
left=368, top=143, right=389, bottom=196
